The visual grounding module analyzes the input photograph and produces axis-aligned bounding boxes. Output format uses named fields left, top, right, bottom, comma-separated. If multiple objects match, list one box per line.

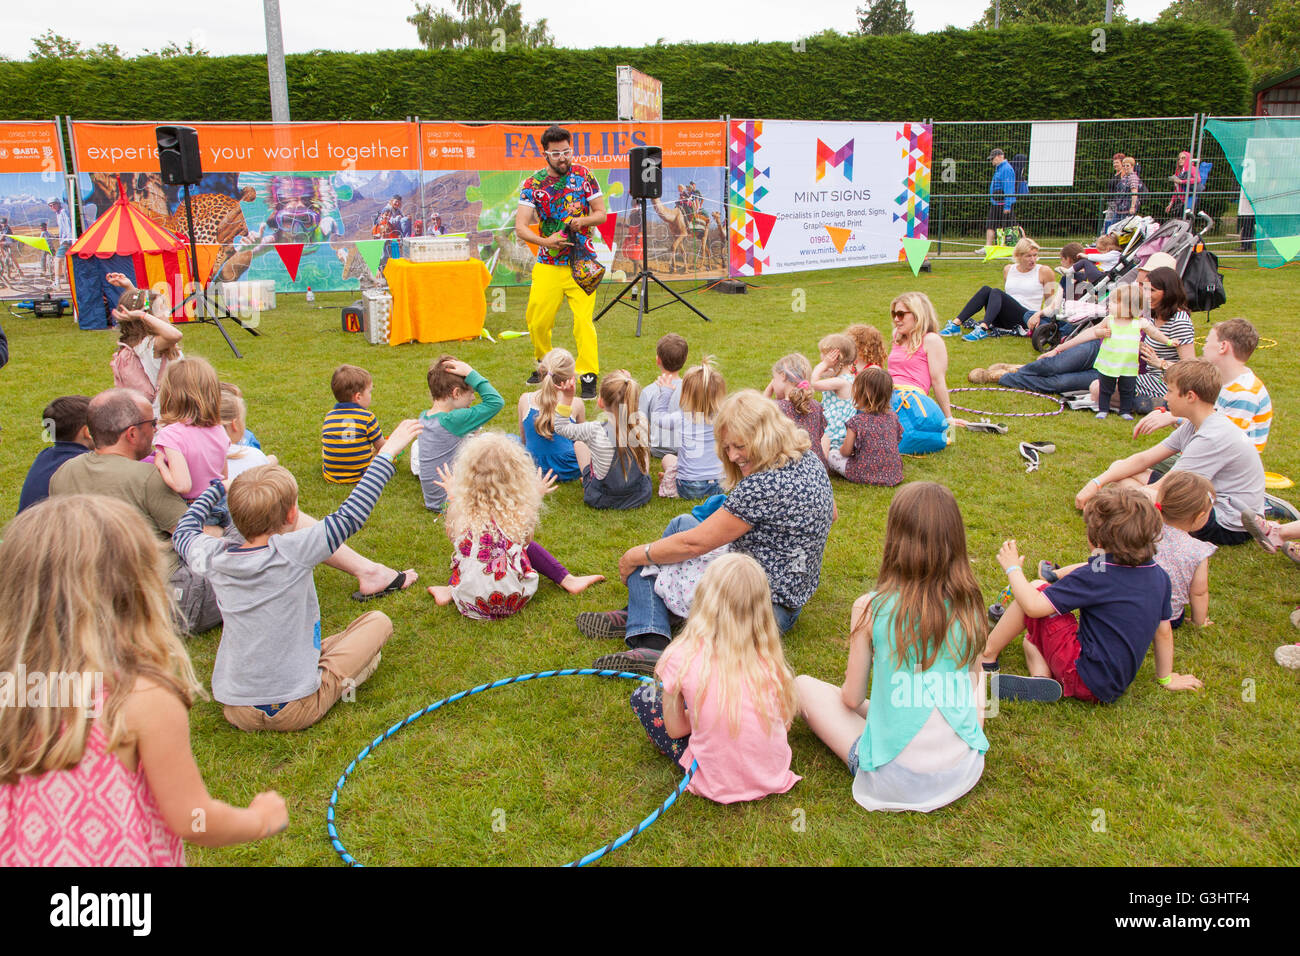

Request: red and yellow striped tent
left=67, top=191, right=213, bottom=321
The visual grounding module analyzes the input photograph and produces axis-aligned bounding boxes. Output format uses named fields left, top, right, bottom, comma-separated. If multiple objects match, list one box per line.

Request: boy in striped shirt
left=323, top=365, right=386, bottom=483
left=1132, top=317, right=1271, bottom=452
left=1204, top=318, right=1271, bottom=453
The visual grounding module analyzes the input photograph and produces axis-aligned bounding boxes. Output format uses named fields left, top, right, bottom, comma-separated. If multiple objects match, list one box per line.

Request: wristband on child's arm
left=1156, top=674, right=1172, bottom=686
left=1004, top=565, right=1023, bottom=576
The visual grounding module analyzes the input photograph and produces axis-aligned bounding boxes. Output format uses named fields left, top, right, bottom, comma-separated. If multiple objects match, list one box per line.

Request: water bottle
left=305, top=286, right=315, bottom=303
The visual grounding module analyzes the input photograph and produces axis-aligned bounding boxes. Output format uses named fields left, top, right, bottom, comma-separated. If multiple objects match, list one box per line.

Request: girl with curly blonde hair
left=427, top=432, right=603, bottom=620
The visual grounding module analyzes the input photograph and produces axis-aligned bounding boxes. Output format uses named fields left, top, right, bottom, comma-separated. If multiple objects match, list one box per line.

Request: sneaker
left=1095, top=411, right=1109, bottom=420
left=525, top=368, right=542, bottom=385
left=994, top=674, right=1064, bottom=702
left=962, top=326, right=990, bottom=342
left=1240, top=510, right=1282, bottom=554
left=1263, top=492, right=1300, bottom=523
left=580, top=373, right=598, bottom=400
left=593, top=647, right=662, bottom=677
left=1120, top=413, right=1134, bottom=421
left=939, top=320, right=963, bottom=337
left=1274, top=643, right=1300, bottom=670
left=575, top=609, right=627, bottom=640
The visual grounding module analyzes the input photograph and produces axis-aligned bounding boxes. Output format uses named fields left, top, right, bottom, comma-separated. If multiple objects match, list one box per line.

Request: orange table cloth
left=383, top=258, right=491, bottom=345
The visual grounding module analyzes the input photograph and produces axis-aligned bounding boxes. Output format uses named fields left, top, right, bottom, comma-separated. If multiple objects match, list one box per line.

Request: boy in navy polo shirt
left=980, top=487, right=1202, bottom=702
left=18, top=395, right=92, bottom=512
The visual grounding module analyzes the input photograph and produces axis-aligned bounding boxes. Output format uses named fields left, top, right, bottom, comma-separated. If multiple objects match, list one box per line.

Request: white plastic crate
left=361, top=290, right=392, bottom=345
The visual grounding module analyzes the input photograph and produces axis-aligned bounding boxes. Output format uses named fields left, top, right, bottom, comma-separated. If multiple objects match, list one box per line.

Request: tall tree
left=856, top=0, right=915, bottom=35
left=29, top=30, right=122, bottom=61
left=408, top=0, right=554, bottom=50
left=1157, top=0, right=1270, bottom=43
left=973, top=0, right=1125, bottom=28
left=1244, top=0, right=1300, bottom=76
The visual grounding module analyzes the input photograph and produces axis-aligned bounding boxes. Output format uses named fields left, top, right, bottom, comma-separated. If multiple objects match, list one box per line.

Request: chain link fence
left=928, top=115, right=1256, bottom=257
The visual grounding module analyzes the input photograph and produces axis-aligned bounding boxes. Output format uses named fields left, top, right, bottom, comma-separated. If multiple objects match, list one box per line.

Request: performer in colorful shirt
left=514, top=125, right=607, bottom=399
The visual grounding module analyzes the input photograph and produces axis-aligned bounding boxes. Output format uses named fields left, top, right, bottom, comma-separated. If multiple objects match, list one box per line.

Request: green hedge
left=0, top=24, right=1250, bottom=124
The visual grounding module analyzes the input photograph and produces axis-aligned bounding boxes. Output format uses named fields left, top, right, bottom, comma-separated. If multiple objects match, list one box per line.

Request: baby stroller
left=1030, top=211, right=1214, bottom=353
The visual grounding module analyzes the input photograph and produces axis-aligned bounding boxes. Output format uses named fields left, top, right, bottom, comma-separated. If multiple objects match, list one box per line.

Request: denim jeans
left=998, top=339, right=1102, bottom=394
left=675, top=478, right=724, bottom=500
left=625, top=512, right=801, bottom=647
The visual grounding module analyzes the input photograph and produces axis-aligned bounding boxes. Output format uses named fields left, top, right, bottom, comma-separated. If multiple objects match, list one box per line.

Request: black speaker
left=628, top=145, right=662, bottom=200
left=156, top=125, right=202, bottom=186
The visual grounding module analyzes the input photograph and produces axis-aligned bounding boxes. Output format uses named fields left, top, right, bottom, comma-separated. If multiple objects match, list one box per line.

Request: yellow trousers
left=526, top=262, right=599, bottom=376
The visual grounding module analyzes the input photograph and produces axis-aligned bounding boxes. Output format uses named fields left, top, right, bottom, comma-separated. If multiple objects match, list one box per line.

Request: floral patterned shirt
left=722, top=450, right=835, bottom=610
left=449, top=521, right=539, bottom=621
left=518, top=163, right=602, bottom=266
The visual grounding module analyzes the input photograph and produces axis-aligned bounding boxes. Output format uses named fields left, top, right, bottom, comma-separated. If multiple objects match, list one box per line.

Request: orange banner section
left=0, top=122, right=64, bottom=173
left=71, top=122, right=419, bottom=173
left=420, top=122, right=724, bottom=171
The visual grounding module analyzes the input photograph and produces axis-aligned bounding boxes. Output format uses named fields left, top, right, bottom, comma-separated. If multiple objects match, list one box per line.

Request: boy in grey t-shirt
left=1074, top=359, right=1263, bottom=546
left=174, top=419, right=421, bottom=731
left=417, top=356, right=503, bottom=512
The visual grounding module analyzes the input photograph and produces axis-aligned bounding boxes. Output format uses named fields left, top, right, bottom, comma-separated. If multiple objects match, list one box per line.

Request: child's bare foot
left=427, top=585, right=453, bottom=605
left=561, top=573, right=605, bottom=595
left=356, top=565, right=418, bottom=597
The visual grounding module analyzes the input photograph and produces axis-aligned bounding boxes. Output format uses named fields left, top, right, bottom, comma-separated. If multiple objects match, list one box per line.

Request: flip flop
left=966, top=419, right=1008, bottom=435
left=351, top=571, right=411, bottom=602
left=993, top=674, right=1063, bottom=702
left=1022, top=441, right=1056, bottom=454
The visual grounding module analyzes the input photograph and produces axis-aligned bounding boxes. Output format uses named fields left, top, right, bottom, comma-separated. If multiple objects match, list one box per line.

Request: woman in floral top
left=580, top=391, right=836, bottom=675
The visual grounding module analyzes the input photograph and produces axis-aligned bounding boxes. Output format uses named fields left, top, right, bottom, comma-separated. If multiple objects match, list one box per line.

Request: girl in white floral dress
left=427, top=432, right=602, bottom=621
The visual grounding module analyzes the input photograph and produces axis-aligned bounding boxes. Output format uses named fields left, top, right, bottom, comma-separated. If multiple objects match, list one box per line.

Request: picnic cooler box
left=361, top=290, right=392, bottom=345
left=400, top=236, right=471, bottom=262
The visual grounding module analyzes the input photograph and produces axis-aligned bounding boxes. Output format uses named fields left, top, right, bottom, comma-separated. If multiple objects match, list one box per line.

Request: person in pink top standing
left=152, top=356, right=230, bottom=500
left=628, top=553, right=801, bottom=804
left=0, top=496, right=287, bottom=866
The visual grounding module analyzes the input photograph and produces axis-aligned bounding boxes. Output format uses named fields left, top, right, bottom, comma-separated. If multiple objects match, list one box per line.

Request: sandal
left=1283, top=542, right=1300, bottom=567
left=351, top=571, right=411, bottom=602
left=966, top=419, right=1008, bottom=435
left=1239, top=510, right=1282, bottom=554
left=1022, top=440, right=1056, bottom=454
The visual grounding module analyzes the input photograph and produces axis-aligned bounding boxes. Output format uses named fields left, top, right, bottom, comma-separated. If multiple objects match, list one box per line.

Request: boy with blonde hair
left=174, top=419, right=421, bottom=731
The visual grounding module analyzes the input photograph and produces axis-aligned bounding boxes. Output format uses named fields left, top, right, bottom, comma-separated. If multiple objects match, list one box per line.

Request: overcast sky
left=7, top=0, right=1173, bottom=59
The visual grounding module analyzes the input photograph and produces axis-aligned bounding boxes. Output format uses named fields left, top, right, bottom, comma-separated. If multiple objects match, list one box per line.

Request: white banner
left=1028, top=121, right=1078, bottom=187
left=727, top=119, right=930, bottom=276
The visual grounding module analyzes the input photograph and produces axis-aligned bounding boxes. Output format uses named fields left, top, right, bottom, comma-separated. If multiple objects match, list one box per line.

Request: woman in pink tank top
left=0, top=496, right=288, bottom=866
left=887, top=292, right=968, bottom=427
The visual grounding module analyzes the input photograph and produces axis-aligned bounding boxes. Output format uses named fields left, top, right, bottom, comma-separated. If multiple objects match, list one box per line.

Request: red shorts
left=1024, top=584, right=1099, bottom=703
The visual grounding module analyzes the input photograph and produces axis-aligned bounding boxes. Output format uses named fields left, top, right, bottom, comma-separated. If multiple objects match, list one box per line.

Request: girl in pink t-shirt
left=629, top=553, right=801, bottom=804
left=153, top=356, right=230, bottom=500
left=0, top=495, right=287, bottom=866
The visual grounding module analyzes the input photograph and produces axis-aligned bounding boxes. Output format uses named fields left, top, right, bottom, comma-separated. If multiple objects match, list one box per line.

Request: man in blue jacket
left=986, top=148, right=1017, bottom=245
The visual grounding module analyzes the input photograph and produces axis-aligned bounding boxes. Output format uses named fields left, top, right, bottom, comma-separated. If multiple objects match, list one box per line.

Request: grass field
left=2, top=257, right=1297, bottom=867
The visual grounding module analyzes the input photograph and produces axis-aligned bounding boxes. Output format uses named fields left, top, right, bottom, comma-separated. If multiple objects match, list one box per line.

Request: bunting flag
left=901, top=237, right=932, bottom=276
left=596, top=212, right=617, bottom=249
left=356, top=239, right=386, bottom=277
left=982, top=244, right=1015, bottom=262
left=275, top=243, right=304, bottom=282
left=751, top=209, right=777, bottom=247
left=193, top=244, right=222, bottom=287
left=11, top=234, right=53, bottom=253
left=824, top=225, right=852, bottom=254
left=1268, top=234, right=1300, bottom=264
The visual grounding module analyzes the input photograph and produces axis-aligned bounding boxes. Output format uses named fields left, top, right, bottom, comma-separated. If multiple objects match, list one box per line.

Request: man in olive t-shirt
left=49, top=388, right=222, bottom=633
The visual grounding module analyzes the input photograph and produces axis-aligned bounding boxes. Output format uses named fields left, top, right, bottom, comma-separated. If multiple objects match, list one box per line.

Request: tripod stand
left=593, top=195, right=710, bottom=337
left=177, top=183, right=260, bottom=358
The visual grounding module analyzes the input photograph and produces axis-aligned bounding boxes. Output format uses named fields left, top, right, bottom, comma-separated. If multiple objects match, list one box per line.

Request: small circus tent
left=67, top=189, right=197, bottom=329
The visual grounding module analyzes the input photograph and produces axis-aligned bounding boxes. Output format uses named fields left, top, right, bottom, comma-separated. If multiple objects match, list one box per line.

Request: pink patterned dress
left=0, top=720, right=185, bottom=866
left=449, top=521, right=540, bottom=621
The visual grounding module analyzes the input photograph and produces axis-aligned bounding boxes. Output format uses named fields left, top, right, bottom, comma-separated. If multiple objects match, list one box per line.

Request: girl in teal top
left=796, top=481, right=990, bottom=812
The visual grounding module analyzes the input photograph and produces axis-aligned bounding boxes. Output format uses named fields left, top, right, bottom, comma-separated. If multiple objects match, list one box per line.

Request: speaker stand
left=593, top=196, right=711, bottom=337
left=176, top=183, right=260, bottom=359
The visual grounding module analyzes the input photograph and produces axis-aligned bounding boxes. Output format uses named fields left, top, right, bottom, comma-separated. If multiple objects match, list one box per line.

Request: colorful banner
left=617, top=66, right=664, bottom=122
left=728, top=119, right=931, bottom=276
left=419, top=121, right=727, bottom=286
left=70, top=121, right=422, bottom=294
left=0, top=121, right=72, bottom=300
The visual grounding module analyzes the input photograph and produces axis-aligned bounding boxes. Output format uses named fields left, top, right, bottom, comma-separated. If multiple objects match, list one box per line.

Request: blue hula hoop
left=326, top=668, right=697, bottom=867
